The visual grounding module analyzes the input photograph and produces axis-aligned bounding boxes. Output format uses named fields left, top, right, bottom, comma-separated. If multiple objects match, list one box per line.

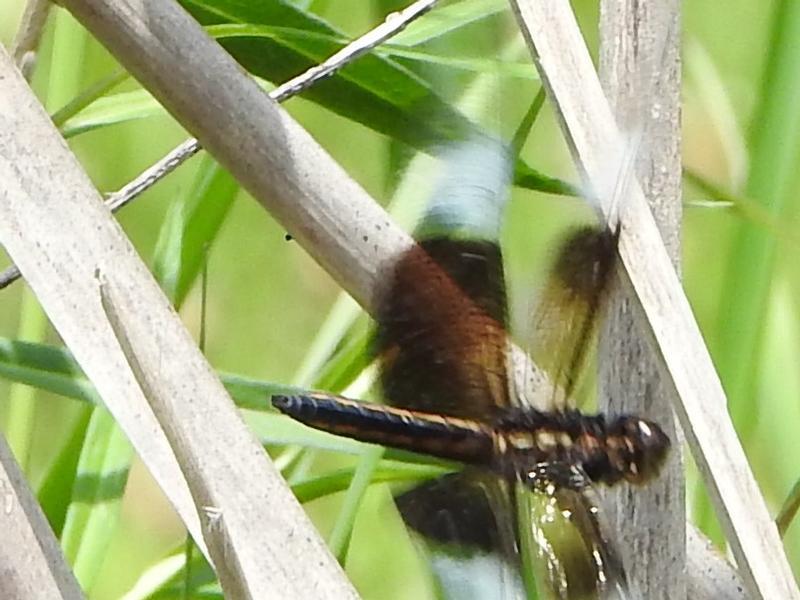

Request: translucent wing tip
left=416, top=135, right=512, bottom=243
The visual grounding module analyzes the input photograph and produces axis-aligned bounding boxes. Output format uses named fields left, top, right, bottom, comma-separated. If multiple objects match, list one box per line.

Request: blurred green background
left=2, top=0, right=800, bottom=598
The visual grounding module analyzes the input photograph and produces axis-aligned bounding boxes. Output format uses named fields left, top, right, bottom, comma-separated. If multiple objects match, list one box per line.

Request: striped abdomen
left=272, top=393, right=495, bottom=465
left=272, top=394, right=670, bottom=487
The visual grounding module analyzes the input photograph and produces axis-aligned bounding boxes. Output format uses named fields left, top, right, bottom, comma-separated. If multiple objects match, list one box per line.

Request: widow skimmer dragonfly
left=273, top=137, right=670, bottom=599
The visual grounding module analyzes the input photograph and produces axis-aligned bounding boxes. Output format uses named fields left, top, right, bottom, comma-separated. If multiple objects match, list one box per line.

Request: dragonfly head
left=607, top=416, right=671, bottom=485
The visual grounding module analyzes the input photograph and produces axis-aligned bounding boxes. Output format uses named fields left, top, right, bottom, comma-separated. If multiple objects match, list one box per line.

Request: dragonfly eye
left=609, top=416, right=671, bottom=484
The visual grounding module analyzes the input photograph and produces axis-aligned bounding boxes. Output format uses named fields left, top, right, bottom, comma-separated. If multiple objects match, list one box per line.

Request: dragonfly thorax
left=491, top=409, right=670, bottom=488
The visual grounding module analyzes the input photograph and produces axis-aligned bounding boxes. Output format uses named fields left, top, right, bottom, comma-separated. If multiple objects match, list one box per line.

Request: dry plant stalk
left=510, top=1, right=797, bottom=598
left=0, top=0, right=769, bottom=596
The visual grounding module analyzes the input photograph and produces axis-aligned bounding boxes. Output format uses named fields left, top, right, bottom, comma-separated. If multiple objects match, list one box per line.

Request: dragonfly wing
left=517, top=462, right=629, bottom=599
left=526, top=225, right=619, bottom=410
left=556, top=484, right=629, bottom=600
left=376, top=238, right=512, bottom=418
left=375, top=137, right=514, bottom=419
left=374, top=138, right=522, bottom=597
left=396, top=471, right=525, bottom=600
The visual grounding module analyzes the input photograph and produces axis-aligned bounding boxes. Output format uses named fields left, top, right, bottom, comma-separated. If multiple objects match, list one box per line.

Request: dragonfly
left=272, top=136, right=670, bottom=599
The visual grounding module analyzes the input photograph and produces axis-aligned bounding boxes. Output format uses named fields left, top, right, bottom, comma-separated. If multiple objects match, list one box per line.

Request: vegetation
left=1, top=0, right=799, bottom=597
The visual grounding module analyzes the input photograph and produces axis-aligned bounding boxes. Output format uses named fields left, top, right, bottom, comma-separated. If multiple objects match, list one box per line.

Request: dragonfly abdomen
left=272, top=393, right=496, bottom=465
left=273, top=394, right=669, bottom=487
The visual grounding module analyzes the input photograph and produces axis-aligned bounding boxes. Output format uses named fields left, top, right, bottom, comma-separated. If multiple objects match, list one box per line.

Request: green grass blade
left=0, top=338, right=393, bottom=456
left=719, top=0, right=800, bottom=421
left=0, top=338, right=100, bottom=404
left=0, top=337, right=315, bottom=411
left=52, top=3, right=571, bottom=197
left=59, top=88, right=161, bottom=139
left=51, top=68, right=129, bottom=129
left=151, top=155, right=239, bottom=306
left=122, top=550, right=220, bottom=600
left=60, top=408, right=134, bottom=592
left=390, top=0, right=506, bottom=46
left=5, top=291, right=47, bottom=468
left=180, top=0, right=571, bottom=196
left=291, top=460, right=449, bottom=504
left=327, top=446, right=384, bottom=561
left=312, top=327, right=373, bottom=393
left=696, top=0, right=800, bottom=542
left=777, top=477, right=800, bottom=537
left=36, top=410, right=93, bottom=536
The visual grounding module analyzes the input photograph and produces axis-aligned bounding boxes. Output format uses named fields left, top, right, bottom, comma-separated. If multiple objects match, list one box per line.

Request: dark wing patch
left=395, top=471, right=518, bottom=559
left=375, top=238, right=510, bottom=419
left=527, top=225, right=619, bottom=409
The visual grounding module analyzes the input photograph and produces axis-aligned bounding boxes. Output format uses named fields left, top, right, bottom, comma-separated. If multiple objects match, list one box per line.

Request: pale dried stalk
left=0, top=0, right=437, bottom=290
left=0, top=432, right=84, bottom=600
left=598, top=1, right=685, bottom=598
left=0, top=36, right=356, bottom=600
left=509, top=1, right=797, bottom=598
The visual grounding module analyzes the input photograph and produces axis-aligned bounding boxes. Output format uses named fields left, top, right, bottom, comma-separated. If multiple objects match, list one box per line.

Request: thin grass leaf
left=390, top=0, right=506, bottom=46
left=213, top=23, right=535, bottom=78
left=327, top=446, right=384, bottom=560
left=120, top=554, right=186, bottom=600
left=777, top=477, right=800, bottom=537
left=123, top=551, right=219, bottom=600
left=0, top=337, right=391, bottom=458
left=151, top=155, right=239, bottom=306
left=289, top=294, right=364, bottom=388
left=220, top=373, right=307, bottom=411
left=4, top=291, right=45, bottom=470
left=684, top=39, right=748, bottom=189
left=51, top=69, right=129, bottom=128
left=0, top=337, right=313, bottom=411
left=60, top=408, right=133, bottom=591
left=312, top=327, right=373, bottom=393
left=511, top=86, right=545, bottom=156
left=755, top=285, right=800, bottom=540
left=36, top=410, right=93, bottom=536
left=698, top=0, right=800, bottom=543
left=59, top=88, right=161, bottom=139
left=182, top=0, right=573, bottom=196
left=0, top=338, right=98, bottom=404
left=684, top=168, right=800, bottom=249
left=377, top=44, right=535, bottom=78
left=255, top=414, right=366, bottom=456
left=291, top=460, right=450, bottom=504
